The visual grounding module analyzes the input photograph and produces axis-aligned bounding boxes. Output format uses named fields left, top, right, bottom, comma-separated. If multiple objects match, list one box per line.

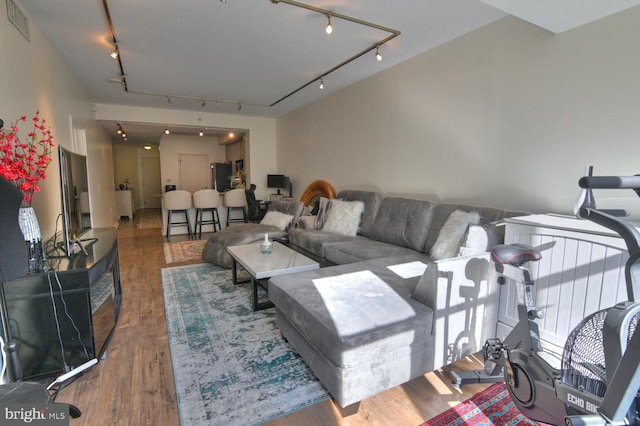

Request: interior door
left=141, top=157, right=162, bottom=208
left=179, top=154, right=209, bottom=194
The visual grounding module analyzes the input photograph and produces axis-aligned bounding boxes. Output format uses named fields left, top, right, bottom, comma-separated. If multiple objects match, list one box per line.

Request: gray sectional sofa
left=268, top=190, right=525, bottom=408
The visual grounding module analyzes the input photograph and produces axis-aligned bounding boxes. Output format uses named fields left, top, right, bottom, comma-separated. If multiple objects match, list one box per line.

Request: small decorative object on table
left=0, top=110, right=55, bottom=273
left=260, top=233, right=272, bottom=254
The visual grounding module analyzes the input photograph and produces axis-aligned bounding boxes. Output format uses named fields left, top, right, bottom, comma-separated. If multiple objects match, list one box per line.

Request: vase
left=260, top=233, right=272, bottom=254
left=18, top=207, right=45, bottom=273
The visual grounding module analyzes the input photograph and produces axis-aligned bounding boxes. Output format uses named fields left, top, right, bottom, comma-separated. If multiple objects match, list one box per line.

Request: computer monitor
left=267, top=174, right=291, bottom=196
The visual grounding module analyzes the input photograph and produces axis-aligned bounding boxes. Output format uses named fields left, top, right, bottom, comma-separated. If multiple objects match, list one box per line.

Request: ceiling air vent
left=6, top=0, right=30, bottom=41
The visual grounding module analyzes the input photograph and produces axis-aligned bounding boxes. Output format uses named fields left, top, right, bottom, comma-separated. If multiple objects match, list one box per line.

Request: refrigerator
left=211, top=162, right=232, bottom=192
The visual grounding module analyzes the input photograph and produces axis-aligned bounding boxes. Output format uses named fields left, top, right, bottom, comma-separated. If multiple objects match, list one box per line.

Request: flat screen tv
left=58, top=145, right=91, bottom=256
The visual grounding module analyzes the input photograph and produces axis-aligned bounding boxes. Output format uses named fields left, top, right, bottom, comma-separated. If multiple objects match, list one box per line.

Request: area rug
left=423, top=382, right=548, bottom=425
left=136, top=208, right=163, bottom=229
left=163, top=239, right=206, bottom=264
left=162, top=263, right=329, bottom=426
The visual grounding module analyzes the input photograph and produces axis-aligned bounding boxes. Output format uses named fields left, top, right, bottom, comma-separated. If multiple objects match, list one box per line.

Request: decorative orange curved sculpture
left=299, top=180, right=336, bottom=206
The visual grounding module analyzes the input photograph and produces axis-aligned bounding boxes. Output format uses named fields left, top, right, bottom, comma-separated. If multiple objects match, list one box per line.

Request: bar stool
left=193, top=189, right=221, bottom=237
left=224, top=188, right=248, bottom=226
left=163, top=190, right=193, bottom=242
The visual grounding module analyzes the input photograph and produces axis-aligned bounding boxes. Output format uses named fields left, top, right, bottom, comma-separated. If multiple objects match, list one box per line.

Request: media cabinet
left=3, top=227, right=122, bottom=380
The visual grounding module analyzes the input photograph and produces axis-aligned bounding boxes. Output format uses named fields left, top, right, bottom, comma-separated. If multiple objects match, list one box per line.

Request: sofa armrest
left=412, top=252, right=499, bottom=369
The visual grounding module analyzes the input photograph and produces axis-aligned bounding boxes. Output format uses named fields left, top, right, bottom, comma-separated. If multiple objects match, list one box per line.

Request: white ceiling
left=15, top=0, right=640, bottom=145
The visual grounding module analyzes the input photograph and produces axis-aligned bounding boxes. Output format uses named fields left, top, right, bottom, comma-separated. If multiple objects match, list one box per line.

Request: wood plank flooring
left=56, top=209, right=491, bottom=425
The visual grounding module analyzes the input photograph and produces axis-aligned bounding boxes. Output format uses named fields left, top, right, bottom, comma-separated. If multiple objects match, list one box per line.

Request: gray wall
left=277, top=10, right=640, bottom=217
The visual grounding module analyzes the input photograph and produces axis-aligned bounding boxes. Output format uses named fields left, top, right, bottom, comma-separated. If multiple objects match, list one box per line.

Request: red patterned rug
left=423, top=382, right=548, bottom=425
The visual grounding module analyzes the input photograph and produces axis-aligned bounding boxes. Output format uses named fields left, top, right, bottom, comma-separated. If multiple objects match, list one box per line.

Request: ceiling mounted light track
left=103, top=0, right=400, bottom=110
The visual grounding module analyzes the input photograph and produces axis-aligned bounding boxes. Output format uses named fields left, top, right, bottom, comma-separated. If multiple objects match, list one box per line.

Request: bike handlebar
left=579, top=175, right=640, bottom=189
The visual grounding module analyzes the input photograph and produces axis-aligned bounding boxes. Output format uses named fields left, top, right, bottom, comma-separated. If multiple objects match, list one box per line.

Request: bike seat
left=491, top=244, right=542, bottom=266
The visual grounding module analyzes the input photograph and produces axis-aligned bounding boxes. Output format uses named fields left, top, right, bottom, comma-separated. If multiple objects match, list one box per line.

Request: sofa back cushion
left=423, top=203, right=527, bottom=254
left=369, top=197, right=435, bottom=252
left=335, top=190, right=384, bottom=237
left=268, top=200, right=305, bottom=231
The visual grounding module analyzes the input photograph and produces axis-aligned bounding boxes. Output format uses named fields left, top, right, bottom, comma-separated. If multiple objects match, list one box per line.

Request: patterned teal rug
left=162, top=263, right=329, bottom=425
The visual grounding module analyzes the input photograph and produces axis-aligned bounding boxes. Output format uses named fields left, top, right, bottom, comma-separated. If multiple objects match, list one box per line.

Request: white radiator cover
left=497, top=214, right=634, bottom=356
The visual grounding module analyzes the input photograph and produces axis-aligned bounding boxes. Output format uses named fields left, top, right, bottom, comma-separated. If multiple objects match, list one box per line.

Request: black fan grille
left=562, top=309, right=640, bottom=398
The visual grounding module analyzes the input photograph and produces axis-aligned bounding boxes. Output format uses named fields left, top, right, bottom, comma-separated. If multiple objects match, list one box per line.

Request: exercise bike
left=451, top=170, right=640, bottom=425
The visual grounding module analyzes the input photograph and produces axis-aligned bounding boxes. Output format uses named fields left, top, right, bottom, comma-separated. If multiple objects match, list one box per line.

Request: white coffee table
left=227, top=241, right=319, bottom=310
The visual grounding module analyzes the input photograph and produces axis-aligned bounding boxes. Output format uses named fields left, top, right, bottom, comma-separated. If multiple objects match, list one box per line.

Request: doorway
left=141, top=157, right=162, bottom=208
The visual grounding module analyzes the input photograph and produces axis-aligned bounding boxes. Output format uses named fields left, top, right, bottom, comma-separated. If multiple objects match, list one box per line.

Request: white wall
left=158, top=134, right=225, bottom=191
left=0, top=7, right=117, bottom=239
left=277, top=9, right=640, bottom=216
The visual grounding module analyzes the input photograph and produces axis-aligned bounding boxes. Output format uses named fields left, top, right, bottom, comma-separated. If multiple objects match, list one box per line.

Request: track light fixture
left=375, top=46, right=382, bottom=62
left=110, top=50, right=118, bottom=59
left=319, top=77, right=325, bottom=90
left=325, top=14, right=333, bottom=34
left=164, top=128, right=170, bottom=135
left=103, top=0, right=400, bottom=109
left=116, top=124, right=123, bottom=135
left=198, top=129, right=204, bottom=137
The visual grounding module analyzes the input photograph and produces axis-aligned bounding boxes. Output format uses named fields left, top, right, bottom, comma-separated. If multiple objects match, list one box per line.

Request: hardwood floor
left=56, top=209, right=491, bottom=425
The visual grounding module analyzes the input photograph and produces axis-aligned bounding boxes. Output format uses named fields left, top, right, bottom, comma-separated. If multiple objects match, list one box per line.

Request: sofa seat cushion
left=202, top=224, right=285, bottom=268
left=288, top=228, right=362, bottom=259
left=268, top=258, right=433, bottom=369
left=324, top=239, right=427, bottom=265
left=368, top=197, right=435, bottom=252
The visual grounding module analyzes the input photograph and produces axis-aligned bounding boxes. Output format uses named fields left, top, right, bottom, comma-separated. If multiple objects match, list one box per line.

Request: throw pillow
left=457, top=222, right=503, bottom=256
left=260, top=211, right=294, bottom=231
left=430, top=210, right=481, bottom=260
left=314, top=197, right=333, bottom=229
left=322, top=200, right=364, bottom=237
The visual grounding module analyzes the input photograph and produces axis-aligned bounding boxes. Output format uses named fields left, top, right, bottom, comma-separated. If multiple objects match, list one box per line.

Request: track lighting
left=375, top=46, right=382, bottom=62
left=164, top=128, right=170, bottom=135
left=325, top=14, right=333, bottom=35
left=110, top=50, right=118, bottom=59
left=116, top=126, right=122, bottom=135
left=103, top=0, right=400, bottom=109
left=199, top=129, right=204, bottom=137
left=319, top=77, right=325, bottom=90
left=121, top=132, right=127, bottom=138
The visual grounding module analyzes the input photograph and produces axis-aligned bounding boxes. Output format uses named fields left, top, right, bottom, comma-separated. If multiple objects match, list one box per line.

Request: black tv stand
left=3, top=228, right=121, bottom=380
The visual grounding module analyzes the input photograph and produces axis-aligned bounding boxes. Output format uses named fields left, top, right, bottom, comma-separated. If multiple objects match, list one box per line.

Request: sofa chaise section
left=268, top=256, right=434, bottom=408
left=202, top=200, right=305, bottom=268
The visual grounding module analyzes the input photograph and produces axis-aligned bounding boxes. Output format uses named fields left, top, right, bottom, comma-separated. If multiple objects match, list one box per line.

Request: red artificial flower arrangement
left=0, top=110, right=55, bottom=207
